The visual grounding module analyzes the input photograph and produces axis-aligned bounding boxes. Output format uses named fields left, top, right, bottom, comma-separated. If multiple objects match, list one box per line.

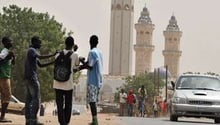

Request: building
left=134, top=6, right=155, bottom=75
left=109, top=0, right=134, bottom=76
left=163, top=15, right=182, bottom=79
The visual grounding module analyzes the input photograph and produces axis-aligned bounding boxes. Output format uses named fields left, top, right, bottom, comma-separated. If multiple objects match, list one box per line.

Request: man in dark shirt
left=24, top=36, right=56, bottom=125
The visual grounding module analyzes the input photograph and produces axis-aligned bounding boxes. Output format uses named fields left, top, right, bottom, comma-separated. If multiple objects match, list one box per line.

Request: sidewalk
left=0, top=112, right=123, bottom=125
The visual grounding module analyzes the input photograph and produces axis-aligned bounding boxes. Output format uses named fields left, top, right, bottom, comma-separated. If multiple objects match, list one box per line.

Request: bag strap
left=66, top=51, right=73, bottom=58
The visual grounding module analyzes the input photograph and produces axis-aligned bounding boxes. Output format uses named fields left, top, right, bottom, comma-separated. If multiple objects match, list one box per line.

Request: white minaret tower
left=134, top=6, right=155, bottom=75
left=163, top=15, right=182, bottom=79
left=109, top=0, right=134, bottom=76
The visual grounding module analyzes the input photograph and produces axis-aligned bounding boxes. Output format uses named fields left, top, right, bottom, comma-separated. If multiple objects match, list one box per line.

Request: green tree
left=0, top=5, right=75, bottom=102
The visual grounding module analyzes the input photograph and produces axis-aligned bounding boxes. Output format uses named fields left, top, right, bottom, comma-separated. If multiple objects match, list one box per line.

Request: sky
left=1, top=0, right=220, bottom=75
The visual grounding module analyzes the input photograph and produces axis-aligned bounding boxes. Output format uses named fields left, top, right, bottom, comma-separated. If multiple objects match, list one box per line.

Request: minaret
left=134, top=6, right=155, bottom=75
left=163, top=15, right=182, bottom=79
left=109, top=0, right=134, bottom=76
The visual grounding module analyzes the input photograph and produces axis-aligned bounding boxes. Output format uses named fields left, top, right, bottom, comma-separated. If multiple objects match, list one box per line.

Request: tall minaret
left=134, top=6, right=155, bottom=75
left=163, top=15, right=182, bottom=79
left=109, top=0, right=134, bottom=76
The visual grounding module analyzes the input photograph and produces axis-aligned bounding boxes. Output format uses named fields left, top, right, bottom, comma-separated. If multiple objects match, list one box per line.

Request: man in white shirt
left=53, top=36, right=80, bottom=125
left=119, top=89, right=127, bottom=116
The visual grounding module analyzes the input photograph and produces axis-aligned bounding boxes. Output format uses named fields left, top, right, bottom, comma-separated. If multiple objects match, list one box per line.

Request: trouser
left=55, top=89, right=73, bottom=125
left=25, top=77, right=40, bottom=124
left=127, top=104, right=133, bottom=116
left=138, top=101, right=145, bottom=117
left=119, top=103, right=126, bottom=116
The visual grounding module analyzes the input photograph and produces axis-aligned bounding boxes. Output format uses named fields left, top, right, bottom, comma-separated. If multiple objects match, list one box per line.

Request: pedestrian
left=162, top=99, right=168, bottom=116
left=53, top=36, right=80, bottom=125
left=137, top=85, right=147, bottom=117
left=77, top=35, right=103, bottom=125
left=40, top=104, right=45, bottom=116
left=24, top=36, right=56, bottom=125
left=153, top=99, right=158, bottom=117
left=0, top=37, right=15, bottom=122
left=127, top=89, right=136, bottom=117
left=119, top=89, right=127, bottom=116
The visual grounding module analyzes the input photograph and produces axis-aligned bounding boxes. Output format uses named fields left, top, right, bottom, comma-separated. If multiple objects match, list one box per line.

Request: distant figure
left=161, top=99, right=168, bottom=116
left=24, top=36, right=56, bottom=125
left=119, top=89, right=127, bottom=116
left=127, top=89, right=136, bottom=116
left=40, top=104, right=45, bottom=116
left=138, top=85, right=147, bottom=117
left=77, top=35, right=103, bottom=125
left=53, top=36, right=80, bottom=125
left=0, top=37, right=15, bottom=123
left=153, top=99, right=158, bottom=117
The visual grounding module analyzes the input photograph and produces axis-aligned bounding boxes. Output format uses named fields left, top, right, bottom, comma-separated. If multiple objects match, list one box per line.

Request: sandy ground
left=0, top=112, right=123, bottom=125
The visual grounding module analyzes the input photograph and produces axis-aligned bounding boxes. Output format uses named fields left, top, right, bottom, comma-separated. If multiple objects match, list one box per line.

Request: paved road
left=118, top=117, right=215, bottom=125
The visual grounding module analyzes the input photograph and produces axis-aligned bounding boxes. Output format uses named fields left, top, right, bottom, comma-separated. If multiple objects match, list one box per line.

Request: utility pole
left=165, top=65, right=168, bottom=100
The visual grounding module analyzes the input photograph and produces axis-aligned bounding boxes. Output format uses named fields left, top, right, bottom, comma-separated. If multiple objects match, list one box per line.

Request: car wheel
left=214, top=118, right=220, bottom=124
left=170, top=114, right=178, bottom=121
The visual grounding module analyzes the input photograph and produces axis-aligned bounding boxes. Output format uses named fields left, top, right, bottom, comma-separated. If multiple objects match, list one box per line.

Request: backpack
left=54, top=51, right=73, bottom=82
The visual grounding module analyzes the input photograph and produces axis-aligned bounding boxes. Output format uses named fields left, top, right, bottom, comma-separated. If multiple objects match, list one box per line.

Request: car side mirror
left=171, top=81, right=175, bottom=89
left=168, top=81, right=175, bottom=90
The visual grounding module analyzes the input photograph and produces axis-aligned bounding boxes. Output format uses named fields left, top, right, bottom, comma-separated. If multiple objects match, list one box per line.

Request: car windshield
left=176, top=76, right=220, bottom=91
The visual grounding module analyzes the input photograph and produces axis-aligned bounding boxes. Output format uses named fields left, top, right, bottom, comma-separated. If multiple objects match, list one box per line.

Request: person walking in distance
left=77, top=35, right=103, bottom=125
left=138, top=85, right=147, bottom=117
left=53, top=36, right=80, bottom=125
left=24, top=36, right=56, bottom=125
left=0, top=37, right=15, bottom=122
left=119, top=89, right=127, bottom=116
left=127, top=89, right=136, bottom=117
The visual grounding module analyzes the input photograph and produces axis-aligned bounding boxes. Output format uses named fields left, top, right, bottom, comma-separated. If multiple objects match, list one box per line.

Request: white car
left=169, top=73, right=220, bottom=123
left=0, top=95, right=25, bottom=115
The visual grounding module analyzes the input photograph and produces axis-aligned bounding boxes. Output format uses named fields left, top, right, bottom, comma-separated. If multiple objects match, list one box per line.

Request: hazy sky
left=1, top=0, right=220, bottom=75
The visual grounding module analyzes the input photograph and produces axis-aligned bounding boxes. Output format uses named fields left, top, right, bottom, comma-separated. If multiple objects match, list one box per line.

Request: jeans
left=25, top=77, right=40, bottom=124
left=127, top=104, right=133, bottom=116
left=138, top=101, right=145, bottom=117
left=55, top=89, right=73, bottom=125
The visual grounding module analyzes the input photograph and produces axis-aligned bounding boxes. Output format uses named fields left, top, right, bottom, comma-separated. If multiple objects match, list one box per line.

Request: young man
left=24, top=36, right=56, bottom=125
left=119, top=89, right=127, bottom=116
left=0, top=37, right=15, bottom=122
left=138, top=85, right=147, bottom=117
left=53, top=36, right=80, bottom=125
left=78, top=35, right=103, bottom=125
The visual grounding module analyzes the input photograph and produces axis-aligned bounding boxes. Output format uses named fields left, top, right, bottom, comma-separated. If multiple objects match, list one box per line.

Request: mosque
left=109, top=0, right=182, bottom=79
left=75, top=0, right=183, bottom=103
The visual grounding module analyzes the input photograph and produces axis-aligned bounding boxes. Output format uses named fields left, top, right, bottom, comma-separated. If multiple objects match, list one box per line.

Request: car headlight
left=172, top=97, right=187, bottom=104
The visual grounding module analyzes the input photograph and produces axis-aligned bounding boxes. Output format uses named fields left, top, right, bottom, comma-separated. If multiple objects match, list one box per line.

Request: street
left=118, top=117, right=215, bottom=125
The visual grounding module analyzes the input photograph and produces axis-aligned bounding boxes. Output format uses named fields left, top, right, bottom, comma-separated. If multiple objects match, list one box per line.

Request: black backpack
left=54, top=51, right=73, bottom=82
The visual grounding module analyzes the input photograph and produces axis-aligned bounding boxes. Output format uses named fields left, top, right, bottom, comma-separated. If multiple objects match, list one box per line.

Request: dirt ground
left=0, top=112, right=123, bottom=125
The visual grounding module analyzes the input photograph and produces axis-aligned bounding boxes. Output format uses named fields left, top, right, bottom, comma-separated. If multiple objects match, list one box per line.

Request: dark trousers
left=25, top=77, right=40, bottom=124
left=55, top=89, right=73, bottom=125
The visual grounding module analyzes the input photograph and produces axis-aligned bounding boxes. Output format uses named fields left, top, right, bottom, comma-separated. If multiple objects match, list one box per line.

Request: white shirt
left=119, top=92, right=127, bottom=103
left=0, top=48, right=9, bottom=59
left=53, top=49, right=80, bottom=90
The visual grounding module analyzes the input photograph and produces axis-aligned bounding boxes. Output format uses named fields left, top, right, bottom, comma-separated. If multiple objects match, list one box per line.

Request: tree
left=0, top=5, right=74, bottom=102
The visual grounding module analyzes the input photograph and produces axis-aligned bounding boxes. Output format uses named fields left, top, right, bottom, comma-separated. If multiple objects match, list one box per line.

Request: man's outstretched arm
left=37, top=60, right=54, bottom=68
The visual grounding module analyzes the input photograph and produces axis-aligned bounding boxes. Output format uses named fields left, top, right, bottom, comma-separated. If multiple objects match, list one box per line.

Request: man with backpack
left=24, top=36, right=56, bottom=125
left=53, top=36, right=80, bottom=125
